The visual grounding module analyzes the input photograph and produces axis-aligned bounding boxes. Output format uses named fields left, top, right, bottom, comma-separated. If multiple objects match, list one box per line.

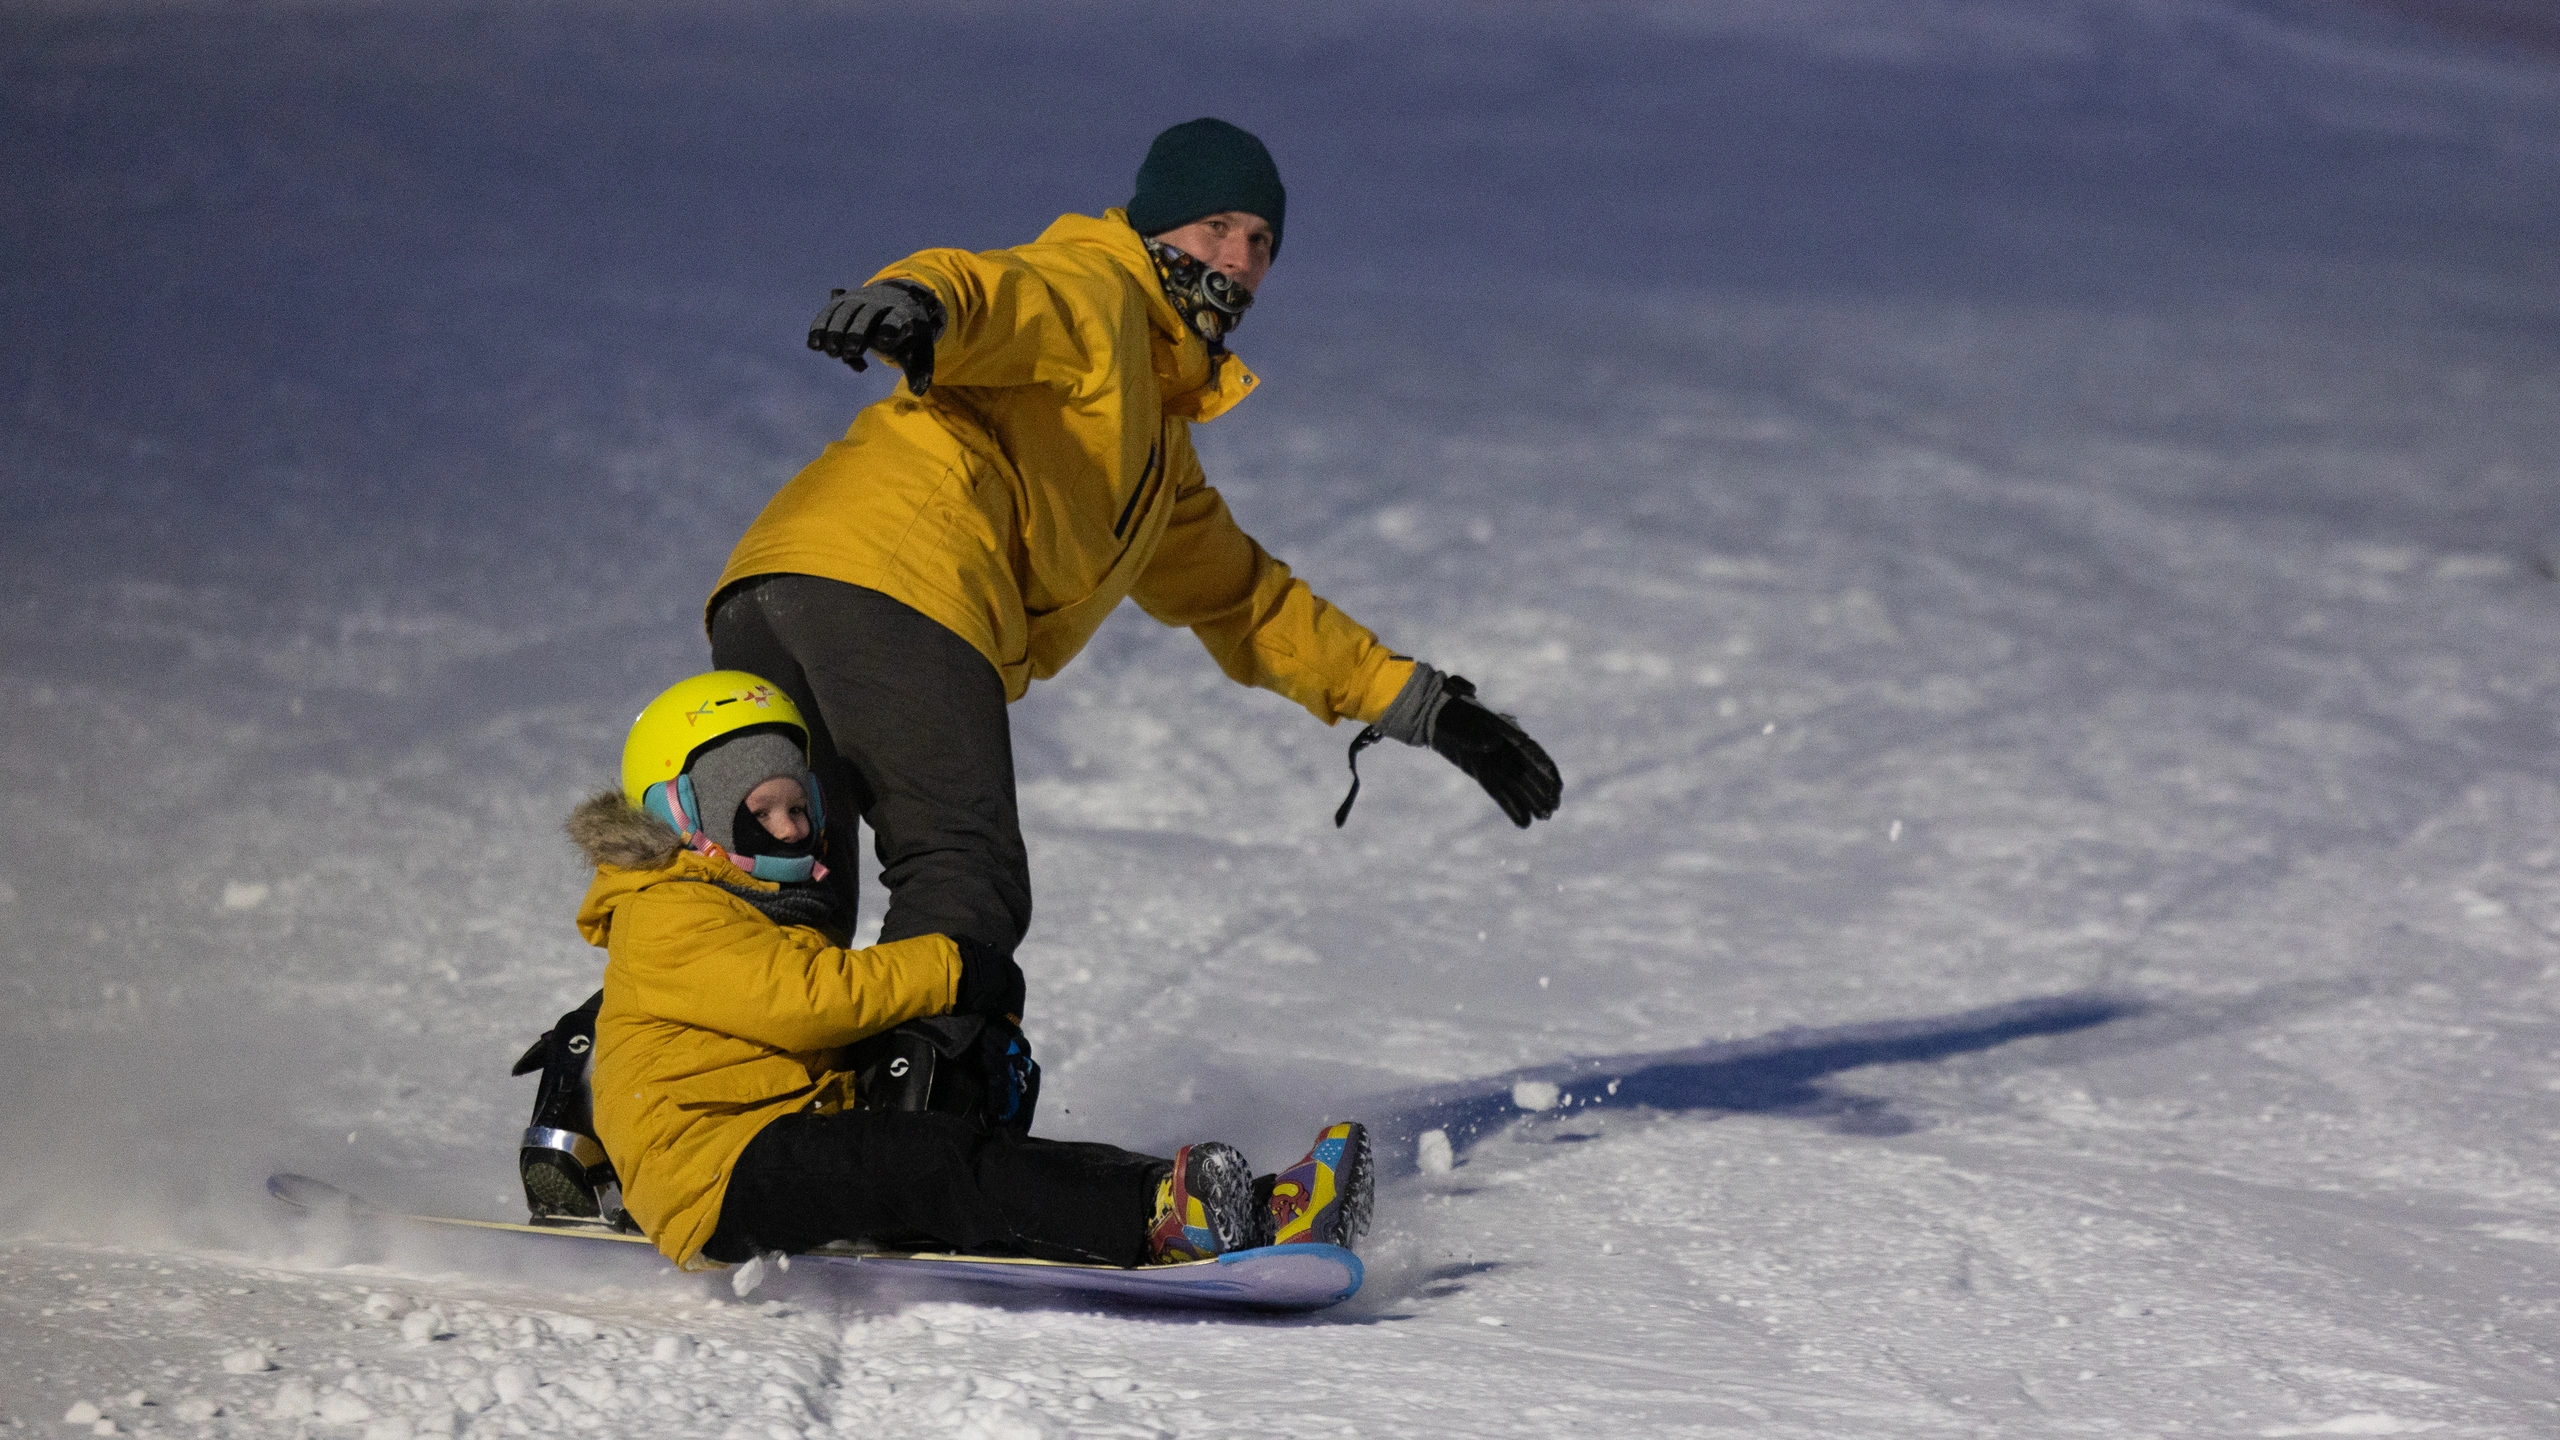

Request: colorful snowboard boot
left=1146, top=1142, right=1267, bottom=1264
left=1268, top=1121, right=1373, bottom=1250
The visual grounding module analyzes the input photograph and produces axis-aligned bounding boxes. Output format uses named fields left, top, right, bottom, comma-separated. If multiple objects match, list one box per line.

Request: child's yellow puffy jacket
left=571, top=796, right=959, bottom=1268
left=713, top=210, right=1413, bottom=724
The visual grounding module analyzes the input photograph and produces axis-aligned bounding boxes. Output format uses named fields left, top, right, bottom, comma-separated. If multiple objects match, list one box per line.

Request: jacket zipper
left=1113, top=438, right=1163, bottom=541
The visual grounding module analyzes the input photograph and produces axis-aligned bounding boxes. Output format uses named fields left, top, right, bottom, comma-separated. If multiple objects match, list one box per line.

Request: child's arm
left=613, top=897, right=961, bottom=1053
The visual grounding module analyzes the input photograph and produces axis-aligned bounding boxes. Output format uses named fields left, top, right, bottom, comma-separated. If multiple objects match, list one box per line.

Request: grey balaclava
left=684, top=730, right=807, bottom=855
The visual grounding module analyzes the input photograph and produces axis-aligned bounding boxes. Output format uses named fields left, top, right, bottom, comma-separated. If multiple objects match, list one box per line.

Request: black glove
left=807, top=279, right=946, bottom=395
left=1429, top=675, right=1563, bottom=828
left=952, top=935, right=1025, bottom=1022
left=1337, top=665, right=1563, bottom=829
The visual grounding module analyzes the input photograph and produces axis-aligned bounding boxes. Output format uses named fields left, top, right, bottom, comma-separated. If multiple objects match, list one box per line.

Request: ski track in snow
left=7, top=0, right=2560, bottom=1434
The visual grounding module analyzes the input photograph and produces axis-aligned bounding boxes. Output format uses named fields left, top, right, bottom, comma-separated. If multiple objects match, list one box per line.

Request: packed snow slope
left=7, top=0, right=2560, bottom=1434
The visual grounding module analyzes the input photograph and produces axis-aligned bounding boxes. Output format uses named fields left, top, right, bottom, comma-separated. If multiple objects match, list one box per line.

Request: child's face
left=743, top=775, right=813, bottom=845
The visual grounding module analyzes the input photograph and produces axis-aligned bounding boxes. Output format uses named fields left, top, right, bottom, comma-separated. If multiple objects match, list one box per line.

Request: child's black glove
left=953, top=936, right=1026, bottom=1023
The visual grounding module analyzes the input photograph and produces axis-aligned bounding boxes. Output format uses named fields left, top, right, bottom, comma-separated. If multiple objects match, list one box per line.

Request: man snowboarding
left=708, top=116, right=1562, bottom=959
left=513, top=119, right=1552, bottom=1224
left=551, top=669, right=1370, bottom=1271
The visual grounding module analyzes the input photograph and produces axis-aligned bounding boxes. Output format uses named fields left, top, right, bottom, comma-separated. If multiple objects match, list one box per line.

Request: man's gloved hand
left=807, top=279, right=946, bottom=395
left=1340, top=662, right=1561, bottom=829
left=952, top=936, right=1025, bottom=1023
left=1427, top=675, right=1562, bottom=828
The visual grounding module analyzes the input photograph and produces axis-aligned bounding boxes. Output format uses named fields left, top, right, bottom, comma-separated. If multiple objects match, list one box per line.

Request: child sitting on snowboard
left=540, top=670, right=1369, bottom=1271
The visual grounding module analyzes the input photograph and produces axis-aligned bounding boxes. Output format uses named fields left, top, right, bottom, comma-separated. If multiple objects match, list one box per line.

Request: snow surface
left=7, top=0, right=2560, bottom=1433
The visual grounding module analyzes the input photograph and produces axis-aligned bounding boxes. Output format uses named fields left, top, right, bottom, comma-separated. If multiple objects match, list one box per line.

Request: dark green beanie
left=1125, top=118, right=1286, bottom=259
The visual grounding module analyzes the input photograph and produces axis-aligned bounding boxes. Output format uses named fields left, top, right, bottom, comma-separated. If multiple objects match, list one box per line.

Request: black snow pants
left=708, top=574, right=1031, bottom=954
left=702, top=1110, right=1166, bottom=1267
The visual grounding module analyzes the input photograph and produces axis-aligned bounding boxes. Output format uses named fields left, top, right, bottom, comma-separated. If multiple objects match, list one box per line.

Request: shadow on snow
left=1361, top=990, right=2140, bottom=1177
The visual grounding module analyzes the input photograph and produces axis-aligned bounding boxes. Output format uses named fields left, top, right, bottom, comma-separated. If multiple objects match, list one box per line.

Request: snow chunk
left=63, top=1403, right=102, bottom=1425
left=731, top=1252, right=769, bottom=1298
left=651, top=1334, right=695, bottom=1363
left=1511, top=1079, right=1560, bottom=1112
left=219, top=1349, right=272, bottom=1374
left=220, top=881, right=270, bottom=911
left=269, top=1381, right=315, bottom=1418
left=489, top=1365, right=534, bottom=1406
left=317, top=1391, right=373, bottom=1424
left=401, top=1307, right=448, bottom=1342
left=1416, top=1129, right=1454, bottom=1174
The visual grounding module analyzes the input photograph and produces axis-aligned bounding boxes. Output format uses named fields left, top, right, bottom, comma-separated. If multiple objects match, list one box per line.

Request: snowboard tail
left=265, top=1173, right=1361, bottom=1312
left=267, top=1172, right=651, bottom=1243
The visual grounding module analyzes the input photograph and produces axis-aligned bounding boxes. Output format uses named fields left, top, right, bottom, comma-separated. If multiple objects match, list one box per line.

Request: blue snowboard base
left=266, top=1173, right=1361, bottom=1312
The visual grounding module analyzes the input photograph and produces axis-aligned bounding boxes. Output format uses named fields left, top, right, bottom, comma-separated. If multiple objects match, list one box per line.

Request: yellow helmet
left=620, top=670, right=811, bottom=812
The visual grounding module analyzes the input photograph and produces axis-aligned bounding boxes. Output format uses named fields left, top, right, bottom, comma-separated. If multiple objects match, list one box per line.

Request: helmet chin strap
left=708, top=841, right=825, bottom=885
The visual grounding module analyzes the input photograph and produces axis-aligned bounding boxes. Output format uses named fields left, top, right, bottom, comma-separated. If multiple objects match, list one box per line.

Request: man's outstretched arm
left=807, top=246, right=1109, bottom=397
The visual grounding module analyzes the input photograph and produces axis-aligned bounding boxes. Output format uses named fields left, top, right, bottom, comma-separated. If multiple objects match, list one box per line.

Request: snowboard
left=265, top=1173, right=1363, bottom=1312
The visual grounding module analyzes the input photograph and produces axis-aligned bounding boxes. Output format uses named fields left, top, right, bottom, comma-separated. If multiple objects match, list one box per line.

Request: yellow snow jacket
left=713, top=210, right=1413, bottom=724
left=569, top=794, right=959, bottom=1268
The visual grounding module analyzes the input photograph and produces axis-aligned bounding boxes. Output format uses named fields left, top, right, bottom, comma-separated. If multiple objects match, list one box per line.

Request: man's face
left=1153, top=211, right=1274, bottom=295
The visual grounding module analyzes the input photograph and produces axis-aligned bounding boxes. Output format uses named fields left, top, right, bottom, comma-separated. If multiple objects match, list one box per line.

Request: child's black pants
left=702, top=1110, right=1165, bottom=1267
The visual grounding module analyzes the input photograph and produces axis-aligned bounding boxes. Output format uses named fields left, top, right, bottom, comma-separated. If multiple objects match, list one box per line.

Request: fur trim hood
left=566, top=788, right=684, bottom=870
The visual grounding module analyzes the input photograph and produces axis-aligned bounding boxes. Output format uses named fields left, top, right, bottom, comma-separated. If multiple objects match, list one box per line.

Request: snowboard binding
left=510, top=991, right=632, bottom=1230
left=842, top=1014, right=1041, bottom=1132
